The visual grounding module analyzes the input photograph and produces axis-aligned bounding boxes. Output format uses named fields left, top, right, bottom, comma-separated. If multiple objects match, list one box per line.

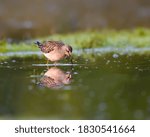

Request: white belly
left=43, top=51, right=65, bottom=62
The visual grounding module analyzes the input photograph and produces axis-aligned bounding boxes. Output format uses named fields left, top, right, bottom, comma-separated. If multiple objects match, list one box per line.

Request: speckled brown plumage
left=39, top=67, right=72, bottom=89
left=40, top=41, right=64, bottom=53
left=39, top=75, right=58, bottom=88
left=35, top=40, right=73, bottom=62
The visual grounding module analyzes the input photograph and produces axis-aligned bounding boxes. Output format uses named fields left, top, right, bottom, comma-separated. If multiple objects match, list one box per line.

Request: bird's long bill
left=66, top=51, right=72, bottom=57
left=65, top=51, right=73, bottom=64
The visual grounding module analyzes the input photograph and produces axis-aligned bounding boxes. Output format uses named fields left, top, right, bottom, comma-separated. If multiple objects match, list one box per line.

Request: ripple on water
left=4, top=61, right=8, bottom=64
left=112, top=53, right=119, bottom=59
left=11, top=60, right=16, bottom=63
left=73, top=72, right=78, bottom=75
left=32, top=63, right=79, bottom=67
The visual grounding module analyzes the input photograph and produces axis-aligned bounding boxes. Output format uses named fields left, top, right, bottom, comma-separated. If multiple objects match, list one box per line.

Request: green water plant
left=0, top=28, right=150, bottom=60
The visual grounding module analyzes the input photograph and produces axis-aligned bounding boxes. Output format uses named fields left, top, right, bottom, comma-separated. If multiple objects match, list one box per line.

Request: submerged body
left=35, top=41, right=73, bottom=62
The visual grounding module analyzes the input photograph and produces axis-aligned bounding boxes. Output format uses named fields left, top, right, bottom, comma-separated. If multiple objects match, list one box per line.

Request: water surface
left=0, top=54, right=150, bottom=119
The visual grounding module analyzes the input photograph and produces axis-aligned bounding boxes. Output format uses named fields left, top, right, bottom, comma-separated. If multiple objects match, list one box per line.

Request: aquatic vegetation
left=0, top=28, right=150, bottom=60
left=45, top=28, right=150, bottom=49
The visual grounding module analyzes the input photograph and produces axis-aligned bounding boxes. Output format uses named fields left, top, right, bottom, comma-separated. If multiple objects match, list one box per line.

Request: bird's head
left=64, top=72, right=72, bottom=84
left=64, top=45, right=73, bottom=57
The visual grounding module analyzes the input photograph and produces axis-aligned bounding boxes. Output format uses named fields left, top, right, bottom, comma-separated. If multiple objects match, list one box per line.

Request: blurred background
left=0, top=0, right=150, bottom=39
left=0, top=0, right=150, bottom=120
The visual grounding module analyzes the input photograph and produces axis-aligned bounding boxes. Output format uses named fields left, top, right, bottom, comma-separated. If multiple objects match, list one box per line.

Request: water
left=0, top=54, right=150, bottom=119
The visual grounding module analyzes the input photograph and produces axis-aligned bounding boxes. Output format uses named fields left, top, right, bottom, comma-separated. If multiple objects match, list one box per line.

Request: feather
left=40, top=41, right=65, bottom=53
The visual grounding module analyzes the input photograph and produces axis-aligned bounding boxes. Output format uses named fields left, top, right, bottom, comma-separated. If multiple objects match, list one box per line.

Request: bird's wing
left=40, top=41, right=65, bottom=53
left=39, top=75, right=58, bottom=88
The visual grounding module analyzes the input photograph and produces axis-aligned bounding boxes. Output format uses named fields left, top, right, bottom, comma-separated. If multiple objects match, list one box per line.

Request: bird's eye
left=66, top=50, right=69, bottom=52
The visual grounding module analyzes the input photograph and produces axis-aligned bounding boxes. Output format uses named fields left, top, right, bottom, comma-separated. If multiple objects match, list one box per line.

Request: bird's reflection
left=39, top=67, right=72, bottom=89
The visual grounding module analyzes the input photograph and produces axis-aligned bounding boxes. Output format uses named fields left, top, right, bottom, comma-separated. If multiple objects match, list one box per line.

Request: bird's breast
left=43, top=51, right=65, bottom=62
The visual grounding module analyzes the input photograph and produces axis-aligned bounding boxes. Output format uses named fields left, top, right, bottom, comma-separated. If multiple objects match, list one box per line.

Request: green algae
left=0, top=28, right=150, bottom=60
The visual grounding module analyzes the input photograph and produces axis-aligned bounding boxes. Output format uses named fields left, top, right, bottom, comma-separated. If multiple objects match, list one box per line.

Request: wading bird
left=34, top=41, right=73, bottom=64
